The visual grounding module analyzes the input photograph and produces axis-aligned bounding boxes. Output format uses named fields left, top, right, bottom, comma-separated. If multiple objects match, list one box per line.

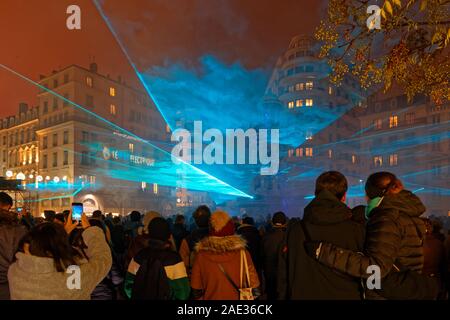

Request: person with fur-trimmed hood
left=191, top=210, right=260, bottom=300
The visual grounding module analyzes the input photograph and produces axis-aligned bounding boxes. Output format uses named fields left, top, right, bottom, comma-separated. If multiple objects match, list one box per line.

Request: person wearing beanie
left=124, top=217, right=190, bottom=300
left=125, top=211, right=161, bottom=269
left=191, top=210, right=260, bottom=300
left=179, top=205, right=211, bottom=273
left=305, top=171, right=438, bottom=300
left=237, top=216, right=262, bottom=276
left=261, top=211, right=288, bottom=300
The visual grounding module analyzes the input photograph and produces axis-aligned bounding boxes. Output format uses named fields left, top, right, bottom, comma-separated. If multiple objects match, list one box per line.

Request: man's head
left=193, top=205, right=211, bottom=228
left=92, top=210, right=103, bottom=220
left=44, top=210, right=56, bottom=222
left=0, top=192, right=13, bottom=211
left=147, top=217, right=171, bottom=242
left=272, top=211, right=287, bottom=226
left=175, top=214, right=185, bottom=225
left=129, top=210, right=141, bottom=222
left=365, top=172, right=403, bottom=200
left=315, top=171, right=348, bottom=202
left=242, top=216, right=255, bottom=226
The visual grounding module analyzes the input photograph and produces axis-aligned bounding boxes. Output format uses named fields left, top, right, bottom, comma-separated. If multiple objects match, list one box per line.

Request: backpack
left=131, top=252, right=171, bottom=300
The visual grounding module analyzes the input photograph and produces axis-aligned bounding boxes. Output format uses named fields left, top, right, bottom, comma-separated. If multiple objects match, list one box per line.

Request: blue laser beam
left=92, top=0, right=173, bottom=131
left=0, top=63, right=252, bottom=199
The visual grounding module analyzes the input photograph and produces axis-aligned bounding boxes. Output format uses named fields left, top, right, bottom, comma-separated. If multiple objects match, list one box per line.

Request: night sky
left=0, top=0, right=322, bottom=118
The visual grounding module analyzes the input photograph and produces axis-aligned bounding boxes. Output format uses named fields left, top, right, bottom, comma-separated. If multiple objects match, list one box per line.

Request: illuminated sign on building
left=102, top=146, right=154, bottom=167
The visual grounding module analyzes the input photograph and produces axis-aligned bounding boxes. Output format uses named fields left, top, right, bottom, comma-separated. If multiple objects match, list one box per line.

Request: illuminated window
left=328, top=149, right=332, bottom=159
left=90, top=176, right=96, bottom=185
left=328, top=86, right=333, bottom=95
left=374, top=119, right=382, bottom=130
left=86, top=76, right=93, bottom=88
left=305, top=147, right=313, bottom=157
left=141, top=182, right=147, bottom=190
left=288, top=85, right=295, bottom=93
left=295, top=148, right=303, bottom=157
left=389, top=115, right=398, bottom=128
left=109, top=87, right=116, bottom=97
left=288, top=149, right=294, bottom=157
left=305, top=99, right=313, bottom=107
left=288, top=101, right=294, bottom=109
left=352, top=155, right=356, bottom=164
left=153, top=183, right=158, bottom=194
left=295, top=83, right=304, bottom=91
left=110, top=104, right=117, bottom=116
left=129, top=143, right=134, bottom=153
left=305, top=81, right=313, bottom=90
left=296, top=99, right=303, bottom=107
left=374, top=156, right=383, bottom=167
left=389, top=154, right=398, bottom=166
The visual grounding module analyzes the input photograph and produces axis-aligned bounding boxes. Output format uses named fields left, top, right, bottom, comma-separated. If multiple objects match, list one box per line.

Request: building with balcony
left=1, top=64, right=212, bottom=216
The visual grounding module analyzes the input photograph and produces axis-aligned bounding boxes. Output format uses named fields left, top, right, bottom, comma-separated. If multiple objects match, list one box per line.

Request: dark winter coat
left=172, top=224, right=189, bottom=252
left=0, top=209, right=27, bottom=300
left=423, top=233, right=447, bottom=278
left=179, top=227, right=210, bottom=272
left=125, top=239, right=190, bottom=300
left=280, top=190, right=365, bottom=300
left=315, top=190, right=426, bottom=278
left=261, top=226, right=286, bottom=300
left=237, top=224, right=262, bottom=271
left=313, top=190, right=433, bottom=299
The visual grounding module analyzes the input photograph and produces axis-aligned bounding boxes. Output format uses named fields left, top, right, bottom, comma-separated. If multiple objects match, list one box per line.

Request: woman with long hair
left=8, top=213, right=112, bottom=300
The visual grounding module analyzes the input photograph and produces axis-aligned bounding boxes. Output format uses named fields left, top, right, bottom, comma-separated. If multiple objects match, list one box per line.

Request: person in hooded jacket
left=191, top=210, right=260, bottom=300
left=306, top=171, right=437, bottom=300
left=261, top=211, right=288, bottom=300
left=279, top=171, right=365, bottom=300
left=237, top=216, right=262, bottom=274
left=124, top=217, right=190, bottom=300
left=179, top=205, right=211, bottom=274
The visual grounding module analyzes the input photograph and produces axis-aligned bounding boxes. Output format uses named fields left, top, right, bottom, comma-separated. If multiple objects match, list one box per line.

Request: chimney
left=19, top=103, right=29, bottom=114
left=90, top=63, right=98, bottom=73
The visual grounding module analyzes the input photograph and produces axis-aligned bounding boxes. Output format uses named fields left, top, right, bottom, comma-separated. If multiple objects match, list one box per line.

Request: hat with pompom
left=209, top=210, right=235, bottom=237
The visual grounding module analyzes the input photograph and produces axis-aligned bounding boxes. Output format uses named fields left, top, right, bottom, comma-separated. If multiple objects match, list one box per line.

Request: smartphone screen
left=71, top=203, right=83, bottom=220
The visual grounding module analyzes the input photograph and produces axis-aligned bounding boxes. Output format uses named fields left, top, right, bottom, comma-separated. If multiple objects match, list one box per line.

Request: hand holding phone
left=71, top=203, right=83, bottom=221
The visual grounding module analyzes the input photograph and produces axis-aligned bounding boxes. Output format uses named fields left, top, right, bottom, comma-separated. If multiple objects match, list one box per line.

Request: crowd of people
left=0, top=170, right=449, bottom=300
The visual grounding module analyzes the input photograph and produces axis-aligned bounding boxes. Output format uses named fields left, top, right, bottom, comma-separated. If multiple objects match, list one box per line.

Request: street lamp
left=45, top=176, right=51, bottom=181
left=16, top=172, right=26, bottom=180
left=54, top=176, right=60, bottom=183
left=37, top=175, right=43, bottom=182
left=5, top=170, right=13, bottom=178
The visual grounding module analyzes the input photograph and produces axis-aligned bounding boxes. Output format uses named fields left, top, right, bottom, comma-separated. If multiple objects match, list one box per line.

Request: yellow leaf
left=393, top=0, right=402, bottom=8
left=431, top=32, right=441, bottom=44
left=420, top=0, right=427, bottom=11
left=385, top=1, right=394, bottom=15
left=381, top=8, right=387, bottom=20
